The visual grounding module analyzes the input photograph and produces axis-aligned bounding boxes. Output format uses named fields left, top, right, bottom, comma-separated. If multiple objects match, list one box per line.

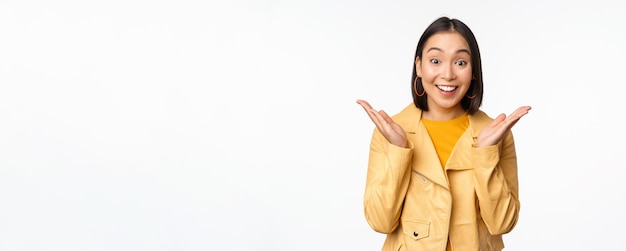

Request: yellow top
left=422, top=113, right=469, bottom=251
left=421, top=113, right=469, bottom=168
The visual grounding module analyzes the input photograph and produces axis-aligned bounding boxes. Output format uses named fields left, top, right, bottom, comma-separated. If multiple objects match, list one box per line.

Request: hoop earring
left=466, top=78, right=477, bottom=99
left=413, top=77, right=425, bottom=97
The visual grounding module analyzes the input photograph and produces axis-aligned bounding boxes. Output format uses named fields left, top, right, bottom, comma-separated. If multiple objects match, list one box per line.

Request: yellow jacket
left=364, top=104, right=520, bottom=251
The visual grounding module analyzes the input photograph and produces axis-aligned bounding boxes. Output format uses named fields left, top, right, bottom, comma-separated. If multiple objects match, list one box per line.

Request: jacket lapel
left=445, top=130, right=474, bottom=171
left=399, top=105, right=450, bottom=189
left=445, top=111, right=491, bottom=171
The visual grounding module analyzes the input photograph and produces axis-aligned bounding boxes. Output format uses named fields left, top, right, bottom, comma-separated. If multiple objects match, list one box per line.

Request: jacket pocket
left=402, top=219, right=430, bottom=241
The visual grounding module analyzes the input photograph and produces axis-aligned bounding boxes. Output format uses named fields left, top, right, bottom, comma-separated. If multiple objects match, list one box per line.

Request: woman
left=356, top=17, right=531, bottom=250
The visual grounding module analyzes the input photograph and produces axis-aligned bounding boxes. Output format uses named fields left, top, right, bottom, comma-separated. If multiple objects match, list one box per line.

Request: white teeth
left=437, top=85, right=457, bottom=92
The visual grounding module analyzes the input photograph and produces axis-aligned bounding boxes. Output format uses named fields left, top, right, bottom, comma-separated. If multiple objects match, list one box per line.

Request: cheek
left=460, top=69, right=473, bottom=83
left=462, top=75, right=473, bottom=84
left=421, top=68, right=438, bottom=80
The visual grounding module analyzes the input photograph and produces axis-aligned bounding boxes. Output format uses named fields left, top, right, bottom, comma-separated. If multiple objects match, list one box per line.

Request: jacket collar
left=395, top=104, right=492, bottom=188
left=398, top=104, right=488, bottom=137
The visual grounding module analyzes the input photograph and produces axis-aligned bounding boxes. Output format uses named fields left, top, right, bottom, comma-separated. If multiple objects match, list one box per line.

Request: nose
left=440, top=63, right=455, bottom=80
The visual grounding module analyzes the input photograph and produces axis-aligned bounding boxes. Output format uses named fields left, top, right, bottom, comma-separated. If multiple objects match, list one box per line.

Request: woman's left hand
left=476, top=106, right=532, bottom=147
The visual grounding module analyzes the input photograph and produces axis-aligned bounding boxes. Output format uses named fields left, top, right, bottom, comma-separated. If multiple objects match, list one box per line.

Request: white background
left=1, top=0, right=625, bottom=250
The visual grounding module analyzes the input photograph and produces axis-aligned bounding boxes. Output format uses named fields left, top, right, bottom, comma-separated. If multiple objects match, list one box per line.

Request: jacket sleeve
left=363, top=128, right=413, bottom=234
left=472, top=131, right=520, bottom=235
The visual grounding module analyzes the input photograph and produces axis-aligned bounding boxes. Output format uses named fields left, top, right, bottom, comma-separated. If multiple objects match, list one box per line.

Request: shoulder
left=390, top=103, right=421, bottom=126
left=468, top=110, right=502, bottom=137
left=468, top=109, right=493, bottom=127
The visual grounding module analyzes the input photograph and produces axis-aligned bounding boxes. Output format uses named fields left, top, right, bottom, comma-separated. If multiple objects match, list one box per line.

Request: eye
left=430, top=58, right=440, bottom=64
left=455, top=60, right=468, bottom=66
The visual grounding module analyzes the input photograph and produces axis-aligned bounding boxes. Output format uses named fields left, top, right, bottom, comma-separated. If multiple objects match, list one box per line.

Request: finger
left=498, top=106, right=531, bottom=131
left=357, top=99, right=389, bottom=129
left=356, top=100, right=397, bottom=136
left=356, top=99, right=374, bottom=111
left=366, top=108, right=386, bottom=130
left=505, top=106, right=532, bottom=124
left=376, top=110, right=398, bottom=134
left=489, top=113, right=506, bottom=127
left=509, top=106, right=531, bottom=118
left=378, top=110, right=394, bottom=124
left=356, top=100, right=380, bottom=122
left=357, top=100, right=382, bottom=121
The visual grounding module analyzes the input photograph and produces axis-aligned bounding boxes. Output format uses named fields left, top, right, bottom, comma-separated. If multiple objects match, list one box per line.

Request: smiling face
left=416, top=31, right=473, bottom=120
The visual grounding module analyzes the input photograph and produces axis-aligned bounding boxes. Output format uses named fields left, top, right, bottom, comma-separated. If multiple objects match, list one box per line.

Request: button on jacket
left=364, top=104, right=520, bottom=251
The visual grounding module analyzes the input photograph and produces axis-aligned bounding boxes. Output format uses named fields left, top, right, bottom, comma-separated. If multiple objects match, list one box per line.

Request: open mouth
left=436, top=85, right=457, bottom=92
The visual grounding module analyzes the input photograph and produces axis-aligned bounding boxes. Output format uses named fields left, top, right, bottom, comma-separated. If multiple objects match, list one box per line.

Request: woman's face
left=416, top=31, right=473, bottom=118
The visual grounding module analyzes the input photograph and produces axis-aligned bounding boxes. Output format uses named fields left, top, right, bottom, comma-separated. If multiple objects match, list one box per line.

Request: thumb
left=490, top=113, right=506, bottom=126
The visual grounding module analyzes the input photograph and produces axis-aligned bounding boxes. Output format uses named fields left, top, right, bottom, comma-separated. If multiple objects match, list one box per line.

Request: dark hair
left=411, top=17, right=483, bottom=114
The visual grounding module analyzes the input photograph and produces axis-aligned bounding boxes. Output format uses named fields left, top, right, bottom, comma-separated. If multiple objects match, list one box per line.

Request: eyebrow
left=426, top=47, right=471, bottom=55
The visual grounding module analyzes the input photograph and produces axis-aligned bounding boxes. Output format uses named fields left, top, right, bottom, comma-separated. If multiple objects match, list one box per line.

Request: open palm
left=476, top=106, right=532, bottom=147
left=356, top=99, right=407, bottom=148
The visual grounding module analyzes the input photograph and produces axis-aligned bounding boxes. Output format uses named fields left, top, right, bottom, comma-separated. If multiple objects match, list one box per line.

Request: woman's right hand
left=357, top=99, right=407, bottom=148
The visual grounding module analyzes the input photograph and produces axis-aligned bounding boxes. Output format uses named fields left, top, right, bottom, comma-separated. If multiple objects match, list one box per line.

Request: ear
left=415, top=57, right=422, bottom=77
